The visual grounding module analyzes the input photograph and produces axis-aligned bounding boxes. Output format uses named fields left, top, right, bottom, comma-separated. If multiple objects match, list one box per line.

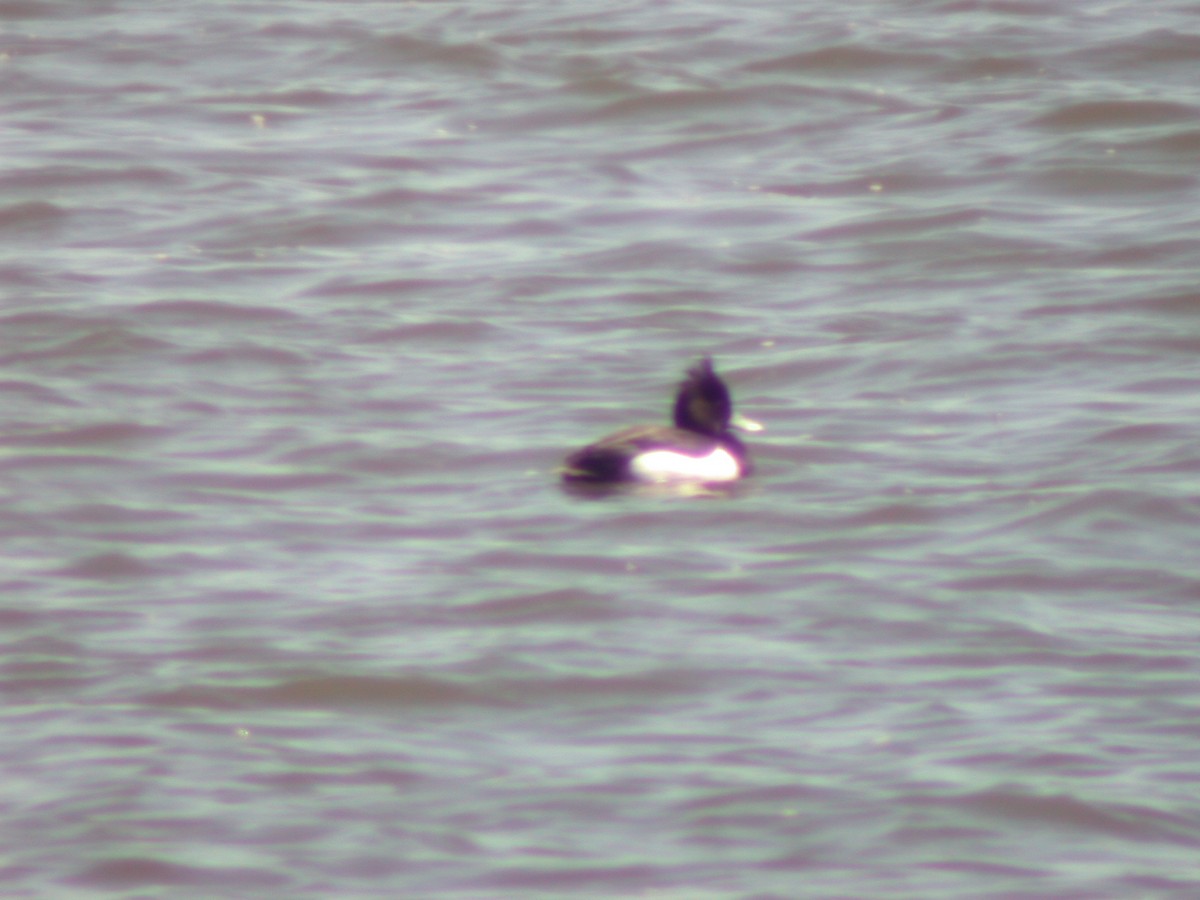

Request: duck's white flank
left=629, top=446, right=740, bottom=483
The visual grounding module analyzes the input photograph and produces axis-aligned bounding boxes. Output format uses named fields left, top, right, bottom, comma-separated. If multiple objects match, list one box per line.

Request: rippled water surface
left=3, top=0, right=1200, bottom=896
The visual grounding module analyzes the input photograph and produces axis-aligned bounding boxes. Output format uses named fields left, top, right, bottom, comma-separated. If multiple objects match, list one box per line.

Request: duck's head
left=673, top=357, right=763, bottom=436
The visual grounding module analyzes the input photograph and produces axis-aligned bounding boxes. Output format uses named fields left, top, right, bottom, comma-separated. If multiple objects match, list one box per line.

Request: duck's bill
left=731, top=412, right=764, bottom=432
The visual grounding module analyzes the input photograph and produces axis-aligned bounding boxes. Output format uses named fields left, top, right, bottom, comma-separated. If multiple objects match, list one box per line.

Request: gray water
left=3, top=1, right=1200, bottom=896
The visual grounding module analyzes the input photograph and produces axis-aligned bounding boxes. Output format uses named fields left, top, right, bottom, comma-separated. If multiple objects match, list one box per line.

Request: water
left=3, top=0, right=1200, bottom=896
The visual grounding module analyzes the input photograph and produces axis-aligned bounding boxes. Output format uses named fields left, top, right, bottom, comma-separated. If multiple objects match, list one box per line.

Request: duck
left=561, top=357, right=762, bottom=484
